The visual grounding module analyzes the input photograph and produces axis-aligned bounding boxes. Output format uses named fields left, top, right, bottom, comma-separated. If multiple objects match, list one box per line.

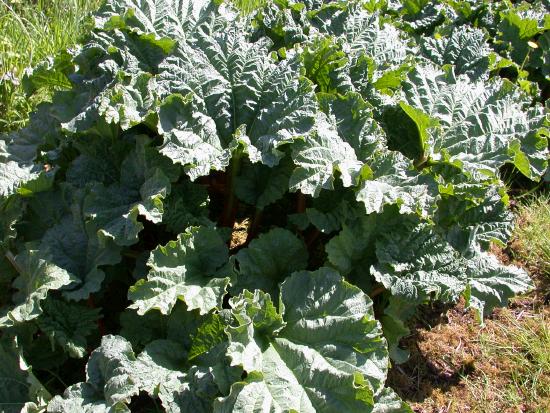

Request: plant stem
left=5, top=251, right=22, bottom=274
left=246, top=209, right=263, bottom=244
left=296, top=191, right=306, bottom=213
left=305, top=228, right=321, bottom=248
left=87, top=296, right=106, bottom=336
left=45, top=369, right=68, bottom=389
left=221, top=153, right=242, bottom=228
left=369, top=285, right=386, bottom=298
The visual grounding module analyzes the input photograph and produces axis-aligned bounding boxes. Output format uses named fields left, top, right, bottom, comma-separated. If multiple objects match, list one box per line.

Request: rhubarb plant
left=0, top=0, right=548, bottom=412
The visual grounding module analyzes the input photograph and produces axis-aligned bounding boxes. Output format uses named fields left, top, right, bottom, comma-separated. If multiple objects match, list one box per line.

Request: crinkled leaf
left=436, top=185, right=514, bottom=255
left=83, top=138, right=177, bottom=246
left=0, top=339, right=50, bottom=413
left=157, top=93, right=230, bottom=180
left=158, top=366, right=220, bottom=413
left=290, top=114, right=364, bottom=197
left=464, top=252, right=534, bottom=320
left=46, top=382, right=130, bottom=412
left=218, top=268, right=388, bottom=412
left=0, top=125, right=47, bottom=199
left=158, top=27, right=317, bottom=167
left=372, top=223, right=467, bottom=304
left=128, top=226, right=230, bottom=315
left=301, top=36, right=349, bottom=93
left=21, top=51, right=74, bottom=96
left=47, top=335, right=185, bottom=411
left=40, top=215, right=122, bottom=300
left=62, top=71, right=158, bottom=133
left=372, top=388, right=412, bottom=413
left=94, top=0, right=221, bottom=42
left=318, top=91, right=386, bottom=161
left=325, top=213, right=380, bottom=284
left=232, top=228, right=308, bottom=297
left=36, top=298, right=102, bottom=358
left=2, top=250, right=76, bottom=326
left=420, top=26, right=491, bottom=80
left=355, top=152, right=436, bottom=216
left=402, top=65, right=548, bottom=178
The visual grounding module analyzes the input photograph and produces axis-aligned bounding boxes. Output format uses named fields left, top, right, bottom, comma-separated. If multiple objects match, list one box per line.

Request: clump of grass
left=511, top=194, right=550, bottom=280
left=0, top=0, right=103, bottom=132
left=463, top=309, right=550, bottom=412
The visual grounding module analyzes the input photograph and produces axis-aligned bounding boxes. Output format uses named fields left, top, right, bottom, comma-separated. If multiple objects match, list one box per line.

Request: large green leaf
left=119, top=301, right=200, bottom=351
left=232, top=228, right=308, bottom=297
left=36, top=298, right=102, bottom=358
left=128, top=226, right=230, bottom=315
left=39, top=214, right=122, bottom=301
left=301, top=36, right=350, bottom=94
left=46, top=382, right=129, bottom=412
left=496, top=10, right=542, bottom=67
left=83, top=137, right=178, bottom=246
left=61, top=71, right=158, bottom=133
left=373, top=388, right=413, bottom=413
left=47, top=335, right=186, bottom=412
left=420, top=26, right=491, bottom=80
left=325, top=212, right=380, bottom=287
left=379, top=296, right=417, bottom=364
left=94, top=0, right=223, bottom=42
left=318, top=92, right=386, bottom=162
left=355, top=152, right=436, bottom=216
left=217, top=268, right=390, bottom=412
left=156, top=93, right=230, bottom=180
left=0, top=145, right=42, bottom=200
left=436, top=184, right=514, bottom=255
left=0, top=109, right=56, bottom=199
left=464, top=251, right=533, bottom=320
left=0, top=339, right=49, bottom=413
left=158, top=26, right=317, bottom=168
left=1, top=250, right=76, bottom=326
left=372, top=222, right=467, bottom=304
left=290, top=184, right=364, bottom=234
left=157, top=366, right=221, bottom=413
left=341, top=13, right=410, bottom=69
left=290, top=114, right=364, bottom=197
left=401, top=65, right=548, bottom=178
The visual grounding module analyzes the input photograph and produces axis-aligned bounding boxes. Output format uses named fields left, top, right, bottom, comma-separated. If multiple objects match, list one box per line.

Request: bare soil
left=388, top=245, right=550, bottom=413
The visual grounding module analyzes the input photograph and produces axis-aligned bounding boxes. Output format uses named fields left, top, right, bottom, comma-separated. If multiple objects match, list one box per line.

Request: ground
left=389, top=231, right=550, bottom=413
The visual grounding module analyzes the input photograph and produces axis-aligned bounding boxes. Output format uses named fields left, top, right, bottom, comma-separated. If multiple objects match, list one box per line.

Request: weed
left=511, top=194, right=550, bottom=281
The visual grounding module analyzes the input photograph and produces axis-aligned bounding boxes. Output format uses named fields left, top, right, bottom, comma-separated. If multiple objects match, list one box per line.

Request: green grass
left=0, top=0, right=103, bottom=132
left=511, top=194, right=550, bottom=279
left=463, top=309, right=550, bottom=412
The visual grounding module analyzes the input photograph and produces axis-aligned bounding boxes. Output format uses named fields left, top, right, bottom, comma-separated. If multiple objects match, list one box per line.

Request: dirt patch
left=390, top=300, right=549, bottom=412
left=389, top=243, right=550, bottom=413
left=388, top=300, right=480, bottom=412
